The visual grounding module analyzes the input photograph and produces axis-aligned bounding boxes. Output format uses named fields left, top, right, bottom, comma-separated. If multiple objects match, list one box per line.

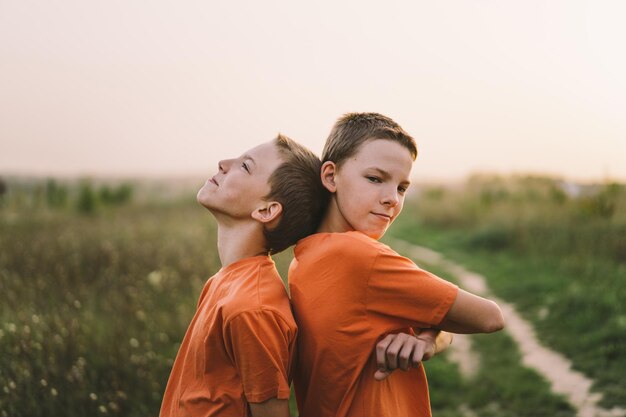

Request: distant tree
left=549, top=185, right=567, bottom=204
left=99, top=185, right=114, bottom=204
left=114, top=183, right=133, bottom=204
left=46, top=178, right=68, bottom=208
left=99, top=183, right=133, bottom=205
left=579, top=182, right=621, bottom=219
left=0, top=177, right=6, bottom=207
left=76, top=181, right=97, bottom=214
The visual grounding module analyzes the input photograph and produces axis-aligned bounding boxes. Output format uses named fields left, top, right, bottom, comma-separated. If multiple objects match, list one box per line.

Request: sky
left=1, top=0, right=625, bottom=183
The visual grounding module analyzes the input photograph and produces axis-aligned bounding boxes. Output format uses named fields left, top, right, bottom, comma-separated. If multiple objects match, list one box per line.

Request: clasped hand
left=374, top=329, right=445, bottom=381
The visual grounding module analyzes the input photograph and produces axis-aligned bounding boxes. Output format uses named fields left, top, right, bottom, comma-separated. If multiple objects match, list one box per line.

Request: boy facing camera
left=289, top=113, right=505, bottom=417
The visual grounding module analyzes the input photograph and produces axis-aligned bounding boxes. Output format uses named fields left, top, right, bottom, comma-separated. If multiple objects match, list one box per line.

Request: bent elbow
left=485, top=317, right=505, bottom=333
left=484, top=303, right=505, bottom=333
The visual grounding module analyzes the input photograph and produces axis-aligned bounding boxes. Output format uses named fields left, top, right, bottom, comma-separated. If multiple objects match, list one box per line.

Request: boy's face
left=197, top=141, right=283, bottom=220
left=330, top=139, right=413, bottom=240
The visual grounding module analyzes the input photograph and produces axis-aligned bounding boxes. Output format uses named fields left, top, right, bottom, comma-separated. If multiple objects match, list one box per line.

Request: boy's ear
left=320, top=161, right=337, bottom=193
left=251, top=201, right=283, bottom=224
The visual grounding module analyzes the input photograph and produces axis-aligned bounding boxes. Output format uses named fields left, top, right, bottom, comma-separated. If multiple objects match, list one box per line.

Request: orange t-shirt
left=288, top=232, right=459, bottom=417
left=160, top=255, right=297, bottom=417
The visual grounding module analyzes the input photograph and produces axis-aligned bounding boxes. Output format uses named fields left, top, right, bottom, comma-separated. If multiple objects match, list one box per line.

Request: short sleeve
left=223, top=309, right=296, bottom=403
left=366, top=249, right=458, bottom=330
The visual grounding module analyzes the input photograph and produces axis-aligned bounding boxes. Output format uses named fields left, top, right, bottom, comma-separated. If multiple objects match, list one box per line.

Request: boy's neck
left=215, top=220, right=268, bottom=268
left=317, top=197, right=352, bottom=234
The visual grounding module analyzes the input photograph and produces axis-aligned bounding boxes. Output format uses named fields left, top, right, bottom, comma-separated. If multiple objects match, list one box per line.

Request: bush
left=76, top=182, right=97, bottom=214
left=99, top=184, right=133, bottom=206
left=45, top=179, right=68, bottom=209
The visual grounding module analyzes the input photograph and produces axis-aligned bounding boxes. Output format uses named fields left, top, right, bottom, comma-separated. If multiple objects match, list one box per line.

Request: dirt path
left=388, top=237, right=625, bottom=417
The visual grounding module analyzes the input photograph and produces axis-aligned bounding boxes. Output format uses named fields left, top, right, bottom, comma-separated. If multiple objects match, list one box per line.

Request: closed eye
left=241, top=162, right=250, bottom=173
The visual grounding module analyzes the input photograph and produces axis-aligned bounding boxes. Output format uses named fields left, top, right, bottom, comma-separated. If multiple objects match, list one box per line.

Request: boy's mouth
left=372, top=212, right=392, bottom=221
left=210, top=176, right=219, bottom=186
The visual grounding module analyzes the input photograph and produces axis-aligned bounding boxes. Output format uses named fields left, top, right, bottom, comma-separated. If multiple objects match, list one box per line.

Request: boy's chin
left=363, top=228, right=386, bottom=241
left=196, top=195, right=208, bottom=207
left=196, top=195, right=216, bottom=211
left=196, top=190, right=219, bottom=209
left=196, top=190, right=208, bottom=204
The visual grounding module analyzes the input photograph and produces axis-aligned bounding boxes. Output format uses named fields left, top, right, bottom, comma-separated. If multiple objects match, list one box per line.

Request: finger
left=376, top=334, right=394, bottom=371
left=398, top=340, right=416, bottom=371
left=411, top=342, right=426, bottom=368
left=421, top=341, right=435, bottom=361
left=416, top=333, right=438, bottom=362
left=374, top=369, right=392, bottom=381
left=385, top=334, right=408, bottom=371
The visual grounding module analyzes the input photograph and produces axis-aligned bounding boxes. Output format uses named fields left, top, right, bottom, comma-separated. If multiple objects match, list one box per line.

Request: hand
left=374, top=330, right=439, bottom=381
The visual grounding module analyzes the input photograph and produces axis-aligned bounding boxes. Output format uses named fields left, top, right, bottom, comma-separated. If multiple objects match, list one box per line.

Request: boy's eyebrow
left=241, top=154, right=256, bottom=166
left=368, top=167, right=390, bottom=178
left=369, top=167, right=411, bottom=186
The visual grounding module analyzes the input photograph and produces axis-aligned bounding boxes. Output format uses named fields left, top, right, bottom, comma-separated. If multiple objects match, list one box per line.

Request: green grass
left=0, top=178, right=301, bottom=417
left=426, top=331, right=576, bottom=417
left=0, top=193, right=217, bottom=416
left=467, top=332, right=574, bottom=417
left=2, top=175, right=623, bottom=416
left=407, top=261, right=575, bottom=417
left=389, top=175, right=626, bottom=408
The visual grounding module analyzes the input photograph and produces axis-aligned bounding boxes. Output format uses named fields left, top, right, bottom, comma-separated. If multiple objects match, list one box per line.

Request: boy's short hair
left=322, top=112, right=418, bottom=166
left=264, top=134, right=329, bottom=255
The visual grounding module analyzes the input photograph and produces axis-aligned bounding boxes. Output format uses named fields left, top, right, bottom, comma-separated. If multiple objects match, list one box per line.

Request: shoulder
left=290, top=232, right=393, bottom=292
left=294, top=231, right=385, bottom=261
left=223, top=258, right=295, bottom=326
left=226, top=307, right=296, bottom=337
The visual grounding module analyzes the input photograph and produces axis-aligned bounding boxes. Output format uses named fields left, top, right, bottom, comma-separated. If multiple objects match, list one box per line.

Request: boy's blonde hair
left=322, top=113, right=417, bottom=166
left=264, top=134, right=329, bottom=255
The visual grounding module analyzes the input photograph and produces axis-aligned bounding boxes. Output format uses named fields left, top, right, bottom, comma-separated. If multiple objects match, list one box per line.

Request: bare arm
left=437, top=289, right=505, bottom=334
left=249, top=398, right=290, bottom=417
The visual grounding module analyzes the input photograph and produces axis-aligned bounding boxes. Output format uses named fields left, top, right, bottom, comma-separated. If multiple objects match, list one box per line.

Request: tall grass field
left=1, top=175, right=624, bottom=416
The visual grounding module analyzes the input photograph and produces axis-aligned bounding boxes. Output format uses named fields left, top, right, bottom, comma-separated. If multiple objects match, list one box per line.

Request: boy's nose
left=381, top=188, right=400, bottom=207
left=218, top=159, right=233, bottom=173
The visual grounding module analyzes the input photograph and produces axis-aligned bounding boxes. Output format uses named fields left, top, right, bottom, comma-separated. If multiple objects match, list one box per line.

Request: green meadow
left=0, top=175, right=624, bottom=416
left=390, top=174, right=626, bottom=414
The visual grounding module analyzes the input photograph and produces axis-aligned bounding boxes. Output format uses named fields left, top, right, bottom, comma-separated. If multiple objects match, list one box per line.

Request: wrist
left=416, top=333, right=437, bottom=360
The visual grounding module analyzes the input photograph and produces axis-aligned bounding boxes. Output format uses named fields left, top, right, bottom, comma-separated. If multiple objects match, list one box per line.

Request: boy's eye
left=241, top=162, right=250, bottom=173
left=366, top=176, right=381, bottom=183
left=398, top=186, right=407, bottom=194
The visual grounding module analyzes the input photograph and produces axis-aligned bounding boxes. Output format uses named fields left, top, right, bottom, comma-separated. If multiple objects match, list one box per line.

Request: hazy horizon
left=2, top=1, right=625, bottom=183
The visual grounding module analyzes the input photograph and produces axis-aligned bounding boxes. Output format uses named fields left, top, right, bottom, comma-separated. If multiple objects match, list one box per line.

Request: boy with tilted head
left=160, top=135, right=327, bottom=417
